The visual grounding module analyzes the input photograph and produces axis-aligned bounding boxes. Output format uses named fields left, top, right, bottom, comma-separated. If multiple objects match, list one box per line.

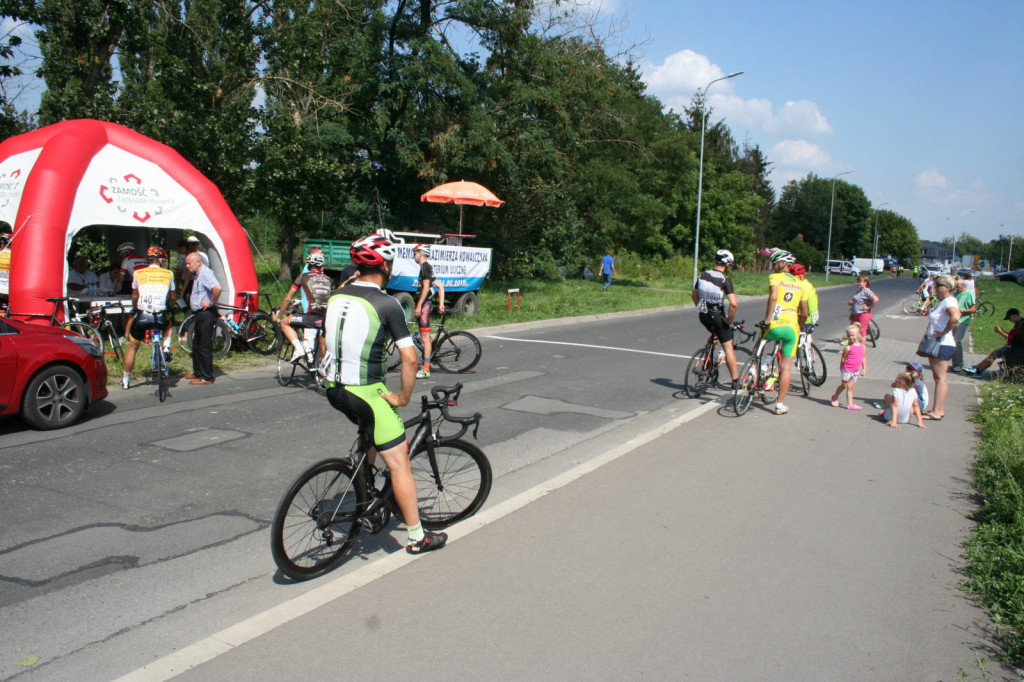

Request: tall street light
left=872, top=202, right=890, bottom=269
left=692, top=70, right=744, bottom=287
left=948, top=208, right=974, bottom=263
left=1009, top=234, right=1017, bottom=271
left=824, top=170, right=853, bottom=283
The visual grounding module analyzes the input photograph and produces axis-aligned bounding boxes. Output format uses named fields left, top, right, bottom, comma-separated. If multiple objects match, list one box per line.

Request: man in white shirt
left=67, top=256, right=99, bottom=294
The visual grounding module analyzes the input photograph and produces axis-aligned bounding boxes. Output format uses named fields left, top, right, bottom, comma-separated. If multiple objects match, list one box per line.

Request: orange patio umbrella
left=421, top=180, right=504, bottom=234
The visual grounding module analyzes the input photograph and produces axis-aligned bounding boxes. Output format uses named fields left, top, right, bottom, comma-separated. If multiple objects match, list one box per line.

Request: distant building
left=919, top=240, right=952, bottom=264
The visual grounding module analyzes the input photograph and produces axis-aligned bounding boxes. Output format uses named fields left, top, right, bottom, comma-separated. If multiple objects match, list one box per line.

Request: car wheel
left=21, top=365, right=87, bottom=430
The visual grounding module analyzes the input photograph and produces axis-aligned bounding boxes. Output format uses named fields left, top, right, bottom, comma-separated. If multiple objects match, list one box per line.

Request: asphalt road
left=2, top=275, right=1015, bottom=680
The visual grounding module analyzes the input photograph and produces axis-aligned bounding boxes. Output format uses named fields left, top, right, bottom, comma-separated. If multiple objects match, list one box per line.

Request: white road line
left=114, top=399, right=720, bottom=682
left=483, top=335, right=689, bottom=359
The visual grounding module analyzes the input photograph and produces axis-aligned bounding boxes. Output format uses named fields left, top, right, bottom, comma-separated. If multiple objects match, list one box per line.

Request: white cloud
left=641, top=50, right=831, bottom=140
left=916, top=169, right=947, bottom=189
left=770, top=140, right=832, bottom=168
left=641, top=49, right=729, bottom=97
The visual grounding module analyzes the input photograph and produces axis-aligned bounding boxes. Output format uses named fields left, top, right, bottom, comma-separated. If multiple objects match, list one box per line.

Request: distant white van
left=825, top=260, right=860, bottom=276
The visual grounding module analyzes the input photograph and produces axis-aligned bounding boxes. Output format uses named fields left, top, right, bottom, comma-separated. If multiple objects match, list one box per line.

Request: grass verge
left=969, top=280, right=1023, bottom=354
left=965, top=382, right=1024, bottom=666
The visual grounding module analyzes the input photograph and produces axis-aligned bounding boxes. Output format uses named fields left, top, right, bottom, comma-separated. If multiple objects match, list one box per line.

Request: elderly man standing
left=184, top=252, right=221, bottom=385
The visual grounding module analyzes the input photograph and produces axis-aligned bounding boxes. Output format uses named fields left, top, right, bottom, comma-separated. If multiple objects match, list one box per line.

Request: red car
left=0, top=317, right=108, bottom=429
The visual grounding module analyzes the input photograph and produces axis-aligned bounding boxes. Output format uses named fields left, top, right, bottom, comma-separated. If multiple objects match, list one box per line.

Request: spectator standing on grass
left=184, top=252, right=221, bottom=385
left=951, top=277, right=976, bottom=372
left=599, top=250, right=615, bottom=291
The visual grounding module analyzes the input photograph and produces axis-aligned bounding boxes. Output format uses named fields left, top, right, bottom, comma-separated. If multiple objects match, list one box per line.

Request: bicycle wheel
left=277, top=341, right=298, bottom=386
left=714, top=345, right=751, bottom=390
left=154, top=346, right=168, bottom=402
left=270, top=458, right=367, bottom=581
left=902, top=297, right=923, bottom=315
left=867, top=318, right=880, bottom=347
left=733, top=355, right=758, bottom=416
left=761, top=351, right=779, bottom=404
left=683, top=347, right=713, bottom=398
left=432, top=331, right=482, bottom=373
left=245, top=312, right=280, bottom=355
left=805, top=342, right=827, bottom=386
left=103, top=322, right=124, bottom=363
left=977, top=301, right=995, bottom=317
left=63, top=322, right=103, bottom=354
left=401, top=439, right=492, bottom=529
left=385, top=338, right=403, bottom=373
left=794, top=347, right=811, bottom=396
left=177, top=315, right=195, bottom=353
left=185, top=317, right=232, bottom=359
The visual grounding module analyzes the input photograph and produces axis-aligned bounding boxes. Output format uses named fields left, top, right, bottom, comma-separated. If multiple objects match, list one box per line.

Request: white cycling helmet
left=306, top=248, right=325, bottom=267
left=117, top=241, right=135, bottom=253
left=414, top=244, right=431, bottom=257
left=769, top=249, right=795, bottom=265
left=374, top=228, right=403, bottom=245
left=715, top=249, right=734, bottom=265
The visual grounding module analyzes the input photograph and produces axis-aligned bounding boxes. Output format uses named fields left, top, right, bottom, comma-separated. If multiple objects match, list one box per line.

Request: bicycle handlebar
left=404, top=383, right=483, bottom=441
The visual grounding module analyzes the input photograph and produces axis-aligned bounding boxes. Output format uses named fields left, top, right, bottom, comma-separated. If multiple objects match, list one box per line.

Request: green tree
left=873, top=209, right=920, bottom=267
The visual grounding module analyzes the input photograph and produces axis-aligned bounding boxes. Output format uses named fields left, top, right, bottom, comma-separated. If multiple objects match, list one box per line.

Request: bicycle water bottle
left=413, top=331, right=421, bottom=343
left=715, top=351, right=725, bottom=368
left=228, top=319, right=241, bottom=332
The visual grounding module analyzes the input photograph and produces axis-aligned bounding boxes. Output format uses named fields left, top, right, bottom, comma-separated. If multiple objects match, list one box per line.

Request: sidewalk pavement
left=135, top=309, right=1020, bottom=681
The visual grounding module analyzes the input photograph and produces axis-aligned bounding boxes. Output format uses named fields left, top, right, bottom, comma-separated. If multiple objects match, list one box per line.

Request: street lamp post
left=692, top=71, right=743, bottom=287
left=872, top=202, right=890, bottom=271
left=1009, top=235, right=1017, bottom=271
left=824, top=170, right=853, bottom=283
left=948, top=208, right=974, bottom=264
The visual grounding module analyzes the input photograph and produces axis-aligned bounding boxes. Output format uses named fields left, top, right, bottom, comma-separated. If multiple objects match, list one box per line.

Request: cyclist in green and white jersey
left=322, top=234, right=447, bottom=554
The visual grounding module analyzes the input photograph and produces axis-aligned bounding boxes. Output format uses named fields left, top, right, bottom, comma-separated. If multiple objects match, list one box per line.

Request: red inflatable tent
left=0, top=119, right=257, bottom=321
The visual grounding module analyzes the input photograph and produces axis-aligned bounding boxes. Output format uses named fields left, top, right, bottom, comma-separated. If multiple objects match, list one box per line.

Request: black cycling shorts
left=287, top=312, right=324, bottom=330
left=128, top=310, right=168, bottom=342
left=698, top=311, right=733, bottom=344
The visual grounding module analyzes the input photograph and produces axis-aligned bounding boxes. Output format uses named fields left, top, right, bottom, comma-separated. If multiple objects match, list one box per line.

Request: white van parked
left=825, top=260, right=860, bottom=276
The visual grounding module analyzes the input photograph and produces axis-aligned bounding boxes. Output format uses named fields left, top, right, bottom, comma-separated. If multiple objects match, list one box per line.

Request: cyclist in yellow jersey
left=790, top=263, right=818, bottom=324
left=763, top=250, right=808, bottom=415
left=122, top=246, right=176, bottom=389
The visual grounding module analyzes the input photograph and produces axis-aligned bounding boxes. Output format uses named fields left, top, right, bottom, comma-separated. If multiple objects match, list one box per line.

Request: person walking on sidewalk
left=921, top=275, right=960, bottom=420
left=951, top=277, right=976, bottom=372
left=184, top=252, right=221, bottom=385
left=830, top=324, right=867, bottom=410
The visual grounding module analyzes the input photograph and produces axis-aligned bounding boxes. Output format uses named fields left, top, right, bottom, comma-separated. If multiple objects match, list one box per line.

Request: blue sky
left=4, top=2, right=1022, bottom=249
left=601, top=0, right=1024, bottom=247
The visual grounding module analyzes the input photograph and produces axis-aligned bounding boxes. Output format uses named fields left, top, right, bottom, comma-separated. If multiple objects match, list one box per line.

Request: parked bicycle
left=974, top=290, right=996, bottom=317
left=732, top=322, right=810, bottom=416
left=798, top=324, right=827, bottom=387
left=683, top=321, right=753, bottom=398
left=866, top=318, right=880, bottom=347
left=276, top=309, right=328, bottom=394
left=148, top=328, right=171, bottom=402
left=5, top=296, right=103, bottom=349
left=902, top=296, right=934, bottom=316
left=385, top=312, right=481, bottom=374
left=270, top=383, right=492, bottom=581
left=76, top=302, right=128, bottom=362
left=178, top=291, right=280, bottom=358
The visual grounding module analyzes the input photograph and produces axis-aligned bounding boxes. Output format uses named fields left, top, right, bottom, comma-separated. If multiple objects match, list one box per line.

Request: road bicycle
left=178, top=291, right=280, bottom=358
left=385, top=312, right=482, bottom=374
left=866, top=318, right=880, bottom=347
left=798, top=325, right=827, bottom=387
left=902, top=295, right=934, bottom=316
left=277, top=313, right=328, bottom=394
left=683, top=321, right=753, bottom=399
left=270, top=383, right=492, bottom=581
left=732, top=322, right=810, bottom=416
left=76, top=302, right=128, bottom=363
left=148, top=328, right=170, bottom=402
left=974, top=290, right=995, bottom=317
left=5, top=296, right=103, bottom=349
